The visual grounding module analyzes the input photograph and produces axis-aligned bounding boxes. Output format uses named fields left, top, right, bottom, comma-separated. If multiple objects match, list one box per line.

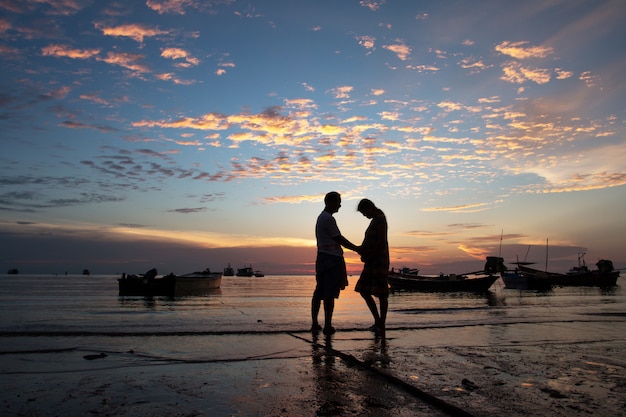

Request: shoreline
left=2, top=325, right=625, bottom=417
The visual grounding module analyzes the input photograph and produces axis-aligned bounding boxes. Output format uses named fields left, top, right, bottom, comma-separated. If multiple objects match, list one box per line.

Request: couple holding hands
left=312, top=191, right=390, bottom=336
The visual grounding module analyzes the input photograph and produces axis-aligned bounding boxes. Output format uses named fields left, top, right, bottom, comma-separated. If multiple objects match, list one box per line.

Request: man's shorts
left=314, top=252, right=348, bottom=299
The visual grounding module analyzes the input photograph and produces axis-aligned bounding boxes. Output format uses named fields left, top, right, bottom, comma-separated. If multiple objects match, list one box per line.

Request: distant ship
left=236, top=266, right=254, bottom=277
left=223, top=263, right=235, bottom=276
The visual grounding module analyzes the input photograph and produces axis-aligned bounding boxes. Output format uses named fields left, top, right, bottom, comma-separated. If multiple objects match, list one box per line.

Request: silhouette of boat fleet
left=118, top=264, right=264, bottom=296
left=389, top=253, right=620, bottom=293
left=118, top=252, right=621, bottom=297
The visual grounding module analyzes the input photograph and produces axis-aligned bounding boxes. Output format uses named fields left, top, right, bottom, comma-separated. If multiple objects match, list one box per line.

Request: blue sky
left=1, top=0, right=625, bottom=275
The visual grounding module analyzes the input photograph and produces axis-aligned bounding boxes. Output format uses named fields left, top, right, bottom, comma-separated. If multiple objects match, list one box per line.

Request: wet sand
left=2, top=326, right=625, bottom=417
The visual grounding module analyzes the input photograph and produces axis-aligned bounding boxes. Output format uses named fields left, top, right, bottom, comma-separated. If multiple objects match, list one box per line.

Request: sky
left=1, top=0, right=625, bottom=276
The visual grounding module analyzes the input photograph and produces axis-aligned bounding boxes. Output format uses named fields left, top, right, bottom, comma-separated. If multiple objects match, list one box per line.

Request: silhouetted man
left=312, top=191, right=359, bottom=335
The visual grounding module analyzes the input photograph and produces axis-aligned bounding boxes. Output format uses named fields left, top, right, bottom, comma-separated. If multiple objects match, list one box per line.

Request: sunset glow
left=1, top=0, right=624, bottom=275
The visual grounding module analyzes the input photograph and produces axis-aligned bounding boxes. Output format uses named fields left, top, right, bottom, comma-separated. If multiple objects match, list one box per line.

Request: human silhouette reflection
left=361, top=332, right=390, bottom=368
left=311, top=332, right=346, bottom=414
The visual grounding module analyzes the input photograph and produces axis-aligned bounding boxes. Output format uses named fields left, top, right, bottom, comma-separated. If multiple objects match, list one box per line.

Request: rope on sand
left=289, top=332, right=478, bottom=417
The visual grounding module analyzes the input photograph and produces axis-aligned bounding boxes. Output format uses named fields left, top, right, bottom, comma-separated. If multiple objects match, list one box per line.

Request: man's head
left=324, top=191, right=342, bottom=214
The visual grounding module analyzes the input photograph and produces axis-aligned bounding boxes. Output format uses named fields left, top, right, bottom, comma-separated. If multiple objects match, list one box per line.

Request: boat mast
left=545, top=238, right=549, bottom=272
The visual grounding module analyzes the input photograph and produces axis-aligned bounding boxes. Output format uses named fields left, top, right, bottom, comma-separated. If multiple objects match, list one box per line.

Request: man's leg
left=311, top=295, right=322, bottom=330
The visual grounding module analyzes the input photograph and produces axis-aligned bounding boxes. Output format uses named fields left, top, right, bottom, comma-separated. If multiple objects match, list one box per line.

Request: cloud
left=0, top=44, right=20, bottom=56
left=0, top=0, right=87, bottom=15
left=156, top=72, right=195, bottom=85
left=495, top=41, right=554, bottom=59
left=60, top=120, right=117, bottom=132
left=329, top=85, right=353, bottom=99
left=41, top=44, right=100, bottom=59
left=422, top=202, right=492, bottom=213
left=500, top=61, right=551, bottom=84
left=94, top=22, right=171, bottom=43
left=146, top=0, right=235, bottom=15
left=98, top=51, right=150, bottom=73
left=405, top=64, right=439, bottom=73
left=356, top=35, right=376, bottom=50
left=458, top=57, right=492, bottom=73
left=383, top=40, right=411, bottom=61
left=79, top=93, right=110, bottom=106
left=0, top=186, right=124, bottom=212
left=359, top=0, right=385, bottom=11
left=161, top=47, right=200, bottom=66
left=167, top=207, right=207, bottom=213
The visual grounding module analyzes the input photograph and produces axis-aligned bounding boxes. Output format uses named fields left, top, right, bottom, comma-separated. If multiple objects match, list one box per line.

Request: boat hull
left=518, top=265, right=619, bottom=287
left=118, top=273, right=222, bottom=297
left=388, top=273, right=498, bottom=292
left=501, top=270, right=552, bottom=290
left=551, top=271, right=619, bottom=287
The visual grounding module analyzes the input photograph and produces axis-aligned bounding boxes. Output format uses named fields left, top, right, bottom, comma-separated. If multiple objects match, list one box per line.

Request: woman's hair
left=357, top=198, right=376, bottom=212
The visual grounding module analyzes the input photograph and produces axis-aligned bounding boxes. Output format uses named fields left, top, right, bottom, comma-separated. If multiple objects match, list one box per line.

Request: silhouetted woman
left=355, top=199, right=390, bottom=333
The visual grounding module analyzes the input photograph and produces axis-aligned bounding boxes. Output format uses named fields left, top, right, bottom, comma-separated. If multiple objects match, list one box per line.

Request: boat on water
left=254, top=270, right=265, bottom=277
left=517, top=255, right=620, bottom=287
left=388, top=267, right=498, bottom=293
left=223, top=263, right=235, bottom=276
left=484, top=256, right=552, bottom=291
left=236, top=266, right=254, bottom=277
left=118, top=268, right=222, bottom=297
left=500, top=269, right=553, bottom=291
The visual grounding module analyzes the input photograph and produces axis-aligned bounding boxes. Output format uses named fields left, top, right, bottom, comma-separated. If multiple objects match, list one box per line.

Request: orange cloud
left=383, top=40, right=411, bottom=61
left=495, top=41, right=554, bottom=59
left=161, top=47, right=200, bottom=66
left=500, top=62, right=551, bottom=84
left=95, top=22, right=171, bottom=43
left=329, top=85, right=353, bottom=99
left=356, top=35, right=376, bottom=50
left=99, top=51, right=150, bottom=73
left=41, top=44, right=100, bottom=59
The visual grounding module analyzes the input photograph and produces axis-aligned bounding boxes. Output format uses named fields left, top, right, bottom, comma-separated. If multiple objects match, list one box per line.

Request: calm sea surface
left=0, top=274, right=624, bottom=357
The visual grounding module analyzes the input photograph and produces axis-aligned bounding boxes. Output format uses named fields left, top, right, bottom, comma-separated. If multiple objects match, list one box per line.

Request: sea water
left=0, top=274, right=624, bottom=357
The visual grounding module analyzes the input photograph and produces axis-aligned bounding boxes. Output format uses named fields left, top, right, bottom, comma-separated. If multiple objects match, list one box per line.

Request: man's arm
left=333, top=234, right=360, bottom=252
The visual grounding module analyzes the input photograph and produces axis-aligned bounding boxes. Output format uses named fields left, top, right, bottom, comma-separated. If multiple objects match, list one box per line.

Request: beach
left=1, top=275, right=625, bottom=416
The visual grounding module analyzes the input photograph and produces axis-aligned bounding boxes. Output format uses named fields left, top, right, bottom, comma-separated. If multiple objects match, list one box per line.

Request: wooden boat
left=500, top=269, right=552, bottom=291
left=388, top=268, right=498, bottom=292
left=517, top=256, right=619, bottom=287
left=484, top=256, right=552, bottom=290
left=118, top=268, right=222, bottom=296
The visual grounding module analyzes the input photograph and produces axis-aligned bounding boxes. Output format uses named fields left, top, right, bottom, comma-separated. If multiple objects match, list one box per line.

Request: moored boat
left=223, top=263, right=235, bottom=276
left=236, top=266, right=254, bottom=277
left=517, top=255, right=619, bottom=287
left=500, top=269, right=553, bottom=291
left=484, top=256, right=552, bottom=291
left=118, top=268, right=222, bottom=297
left=388, top=267, right=498, bottom=292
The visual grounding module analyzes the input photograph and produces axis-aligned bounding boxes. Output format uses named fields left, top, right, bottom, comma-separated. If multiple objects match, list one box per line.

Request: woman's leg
left=361, top=293, right=380, bottom=325
left=379, top=296, right=388, bottom=329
